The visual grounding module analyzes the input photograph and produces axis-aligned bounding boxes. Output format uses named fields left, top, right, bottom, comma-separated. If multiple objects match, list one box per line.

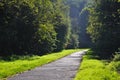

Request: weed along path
left=8, top=50, right=87, bottom=80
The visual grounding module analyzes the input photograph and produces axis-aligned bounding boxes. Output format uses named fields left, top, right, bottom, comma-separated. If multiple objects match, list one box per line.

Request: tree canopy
left=0, top=0, right=70, bottom=56
left=0, top=0, right=119, bottom=59
left=87, top=0, right=120, bottom=58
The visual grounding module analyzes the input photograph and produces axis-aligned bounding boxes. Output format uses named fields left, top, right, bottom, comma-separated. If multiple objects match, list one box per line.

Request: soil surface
left=8, top=50, right=87, bottom=80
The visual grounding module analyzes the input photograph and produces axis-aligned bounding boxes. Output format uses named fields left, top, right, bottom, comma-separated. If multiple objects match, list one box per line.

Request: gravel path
left=8, top=50, right=87, bottom=80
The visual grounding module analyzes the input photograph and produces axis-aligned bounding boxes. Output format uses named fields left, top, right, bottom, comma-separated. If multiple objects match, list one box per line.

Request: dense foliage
left=66, top=0, right=92, bottom=48
left=0, top=0, right=70, bottom=56
left=1, top=0, right=119, bottom=58
left=87, top=0, right=120, bottom=57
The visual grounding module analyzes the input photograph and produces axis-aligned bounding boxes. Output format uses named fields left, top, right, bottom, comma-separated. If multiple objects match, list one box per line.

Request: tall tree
left=53, top=0, right=71, bottom=51
left=66, top=0, right=92, bottom=48
left=87, top=0, right=120, bottom=58
left=0, top=0, right=71, bottom=56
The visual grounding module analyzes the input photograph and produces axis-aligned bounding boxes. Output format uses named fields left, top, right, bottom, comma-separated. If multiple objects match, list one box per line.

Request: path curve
left=8, top=50, right=87, bottom=80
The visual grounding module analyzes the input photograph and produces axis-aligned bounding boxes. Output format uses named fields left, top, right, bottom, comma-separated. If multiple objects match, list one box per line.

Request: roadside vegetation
left=0, top=0, right=120, bottom=80
left=74, top=0, right=120, bottom=79
left=0, top=49, right=83, bottom=79
left=74, top=50, right=120, bottom=80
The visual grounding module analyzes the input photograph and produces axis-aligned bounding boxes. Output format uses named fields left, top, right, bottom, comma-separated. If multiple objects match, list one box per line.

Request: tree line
left=87, top=0, right=120, bottom=58
left=66, top=0, right=120, bottom=58
left=0, top=0, right=71, bottom=56
left=0, top=0, right=120, bottom=58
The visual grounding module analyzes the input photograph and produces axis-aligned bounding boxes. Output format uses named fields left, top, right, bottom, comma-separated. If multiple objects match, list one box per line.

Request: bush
left=113, top=53, right=120, bottom=61
left=113, top=48, right=120, bottom=61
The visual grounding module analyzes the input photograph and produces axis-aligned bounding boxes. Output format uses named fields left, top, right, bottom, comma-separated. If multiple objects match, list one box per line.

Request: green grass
left=74, top=51, right=120, bottom=80
left=107, top=53, right=120, bottom=73
left=0, top=49, right=84, bottom=79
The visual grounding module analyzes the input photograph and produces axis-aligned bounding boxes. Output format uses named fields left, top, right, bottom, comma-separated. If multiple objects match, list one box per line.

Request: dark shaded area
left=0, top=0, right=70, bottom=57
left=87, top=0, right=120, bottom=58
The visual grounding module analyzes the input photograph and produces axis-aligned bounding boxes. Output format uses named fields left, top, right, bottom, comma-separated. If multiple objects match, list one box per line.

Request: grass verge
left=0, top=49, right=84, bottom=80
left=74, top=50, right=120, bottom=80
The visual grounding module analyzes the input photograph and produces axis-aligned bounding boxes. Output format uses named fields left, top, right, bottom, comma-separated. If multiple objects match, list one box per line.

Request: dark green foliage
left=0, top=0, right=70, bottom=56
left=87, top=0, right=120, bottom=58
left=31, top=24, right=56, bottom=55
left=0, top=0, right=36, bottom=56
left=67, top=34, right=79, bottom=49
left=66, top=0, right=92, bottom=48
left=53, top=0, right=71, bottom=52
left=79, top=10, right=92, bottom=48
left=54, top=23, right=68, bottom=51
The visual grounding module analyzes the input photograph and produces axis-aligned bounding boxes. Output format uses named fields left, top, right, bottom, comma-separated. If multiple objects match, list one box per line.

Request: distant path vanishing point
left=8, top=50, right=88, bottom=80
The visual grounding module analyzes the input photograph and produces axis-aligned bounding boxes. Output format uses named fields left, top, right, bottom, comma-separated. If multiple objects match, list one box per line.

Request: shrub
left=113, top=53, right=120, bottom=61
